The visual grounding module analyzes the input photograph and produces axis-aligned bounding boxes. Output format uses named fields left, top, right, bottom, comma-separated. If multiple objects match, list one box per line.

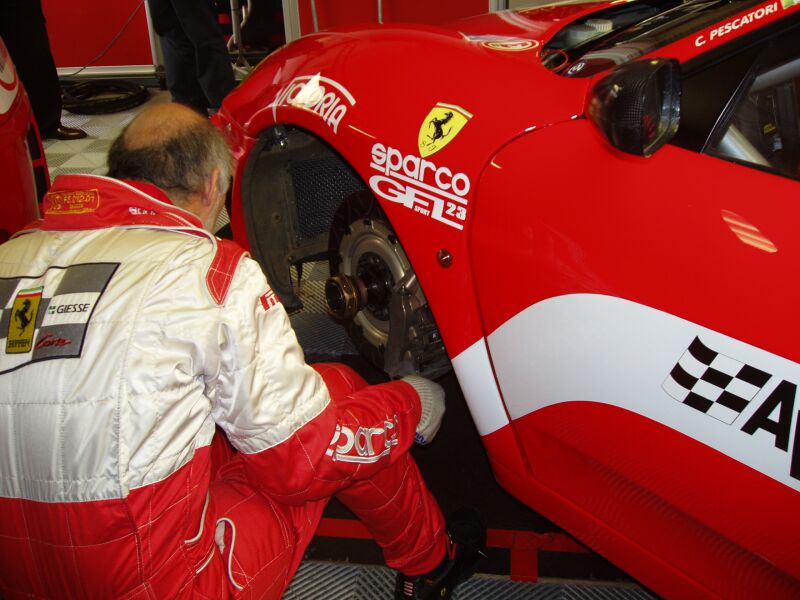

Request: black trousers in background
left=148, top=0, right=236, bottom=114
left=0, top=0, right=63, bottom=134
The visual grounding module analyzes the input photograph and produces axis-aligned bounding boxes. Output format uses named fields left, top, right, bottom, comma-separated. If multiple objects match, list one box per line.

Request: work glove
left=401, top=374, right=446, bottom=445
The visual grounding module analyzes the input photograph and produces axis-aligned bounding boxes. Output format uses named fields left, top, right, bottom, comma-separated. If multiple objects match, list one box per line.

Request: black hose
left=62, top=79, right=150, bottom=115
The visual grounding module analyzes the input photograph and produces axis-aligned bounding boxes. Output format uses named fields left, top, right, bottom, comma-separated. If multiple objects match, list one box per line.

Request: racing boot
left=394, top=508, right=486, bottom=600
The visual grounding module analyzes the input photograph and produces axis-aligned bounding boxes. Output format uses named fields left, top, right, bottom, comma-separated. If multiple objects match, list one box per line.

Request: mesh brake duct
left=288, top=156, right=364, bottom=243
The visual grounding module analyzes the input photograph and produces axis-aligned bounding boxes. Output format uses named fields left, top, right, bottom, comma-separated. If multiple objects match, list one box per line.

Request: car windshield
left=541, top=0, right=765, bottom=76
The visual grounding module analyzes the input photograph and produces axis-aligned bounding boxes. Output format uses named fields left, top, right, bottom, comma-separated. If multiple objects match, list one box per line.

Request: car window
left=706, top=52, right=800, bottom=181
left=670, top=15, right=800, bottom=180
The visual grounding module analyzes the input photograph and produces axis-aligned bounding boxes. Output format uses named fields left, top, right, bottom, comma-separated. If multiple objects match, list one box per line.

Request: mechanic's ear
left=202, top=168, right=222, bottom=207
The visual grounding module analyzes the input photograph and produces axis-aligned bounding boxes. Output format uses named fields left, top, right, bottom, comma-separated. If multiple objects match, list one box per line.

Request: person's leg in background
left=150, top=0, right=236, bottom=113
left=0, top=0, right=86, bottom=139
left=148, top=0, right=212, bottom=114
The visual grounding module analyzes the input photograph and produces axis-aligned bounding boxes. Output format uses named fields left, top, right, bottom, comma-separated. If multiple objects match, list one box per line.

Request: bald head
left=107, top=102, right=233, bottom=209
left=121, top=103, right=209, bottom=151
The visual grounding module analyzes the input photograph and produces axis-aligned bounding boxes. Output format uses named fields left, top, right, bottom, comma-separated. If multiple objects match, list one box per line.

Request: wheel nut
left=325, top=274, right=363, bottom=320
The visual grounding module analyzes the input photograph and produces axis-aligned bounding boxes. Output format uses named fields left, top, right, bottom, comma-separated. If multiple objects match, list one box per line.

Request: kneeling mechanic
left=0, top=103, right=484, bottom=599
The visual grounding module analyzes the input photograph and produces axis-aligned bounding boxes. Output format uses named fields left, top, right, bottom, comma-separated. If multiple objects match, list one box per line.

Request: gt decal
left=325, top=420, right=398, bottom=463
left=0, top=263, right=118, bottom=373
left=418, top=103, right=472, bottom=158
left=369, top=143, right=470, bottom=230
left=487, top=293, right=800, bottom=491
left=269, top=73, right=356, bottom=134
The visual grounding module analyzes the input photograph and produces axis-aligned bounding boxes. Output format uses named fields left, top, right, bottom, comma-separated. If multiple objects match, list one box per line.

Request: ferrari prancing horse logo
left=7, top=287, right=43, bottom=354
left=418, top=102, right=472, bottom=158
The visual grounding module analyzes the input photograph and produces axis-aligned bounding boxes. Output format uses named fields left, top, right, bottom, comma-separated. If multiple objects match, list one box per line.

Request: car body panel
left=217, top=22, right=590, bottom=357
left=0, top=37, right=46, bottom=243
left=214, top=1, right=800, bottom=596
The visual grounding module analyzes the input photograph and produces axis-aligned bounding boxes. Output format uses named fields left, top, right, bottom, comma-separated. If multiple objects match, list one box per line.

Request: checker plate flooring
left=284, top=561, right=656, bottom=600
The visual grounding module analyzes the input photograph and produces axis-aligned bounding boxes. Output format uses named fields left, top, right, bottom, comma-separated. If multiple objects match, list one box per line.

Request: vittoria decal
left=325, top=420, right=398, bottom=463
left=259, top=288, right=280, bottom=311
left=0, top=263, right=118, bottom=374
left=269, top=73, right=356, bottom=134
left=418, top=103, right=472, bottom=158
left=369, top=143, right=471, bottom=230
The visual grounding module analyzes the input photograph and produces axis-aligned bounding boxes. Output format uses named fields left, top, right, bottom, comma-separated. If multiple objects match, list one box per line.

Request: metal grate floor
left=289, top=262, right=358, bottom=357
left=283, top=561, right=656, bottom=600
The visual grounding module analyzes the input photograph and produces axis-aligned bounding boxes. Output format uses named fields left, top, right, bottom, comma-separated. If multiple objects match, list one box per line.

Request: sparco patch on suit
left=0, top=263, right=118, bottom=374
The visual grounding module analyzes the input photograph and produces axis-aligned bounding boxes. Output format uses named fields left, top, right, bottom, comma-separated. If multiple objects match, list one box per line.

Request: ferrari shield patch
left=1, top=263, right=119, bottom=373
left=418, top=103, right=473, bottom=158
left=6, top=286, right=43, bottom=354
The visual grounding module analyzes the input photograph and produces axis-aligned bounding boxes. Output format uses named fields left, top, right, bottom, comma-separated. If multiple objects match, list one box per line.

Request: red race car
left=213, top=0, right=800, bottom=597
left=0, top=36, right=48, bottom=243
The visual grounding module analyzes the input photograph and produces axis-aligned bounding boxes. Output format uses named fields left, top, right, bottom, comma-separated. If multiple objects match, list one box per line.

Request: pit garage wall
left=283, top=0, right=509, bottom=40
left=41, top=1, right=507, bottom=74
left=42, top=0, right=156, bottom=76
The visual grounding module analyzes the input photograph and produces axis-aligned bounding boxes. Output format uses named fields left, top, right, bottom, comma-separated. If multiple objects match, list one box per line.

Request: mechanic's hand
left=401, top=375, right=445, bottom=445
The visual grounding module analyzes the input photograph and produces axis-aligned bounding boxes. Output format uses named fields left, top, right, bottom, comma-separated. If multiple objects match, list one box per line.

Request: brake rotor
left=334, top=218, right=420, bottom=349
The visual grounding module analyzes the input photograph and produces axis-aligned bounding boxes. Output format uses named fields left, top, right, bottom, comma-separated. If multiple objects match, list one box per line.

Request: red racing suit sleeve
left=210, top=256, right=422, bottom=503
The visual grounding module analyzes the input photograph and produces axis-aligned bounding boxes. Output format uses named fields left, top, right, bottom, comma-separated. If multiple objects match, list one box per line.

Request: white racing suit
left=0, top=174, right=447, bottom=598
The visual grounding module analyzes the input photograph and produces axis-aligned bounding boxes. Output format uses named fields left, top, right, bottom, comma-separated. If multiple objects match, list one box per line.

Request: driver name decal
left=368, top=143, right=470, bottom=230
left=270, top=74, right=356, bottom=134
left=694, top=1, right=779, bottom=46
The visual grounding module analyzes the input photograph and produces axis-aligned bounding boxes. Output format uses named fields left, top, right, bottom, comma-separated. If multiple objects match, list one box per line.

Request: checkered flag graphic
left=662, top=337, right=771, bottom=424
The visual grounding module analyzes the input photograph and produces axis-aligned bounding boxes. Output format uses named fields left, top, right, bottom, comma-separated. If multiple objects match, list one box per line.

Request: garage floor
left=46, top=89, right=656, bottom=599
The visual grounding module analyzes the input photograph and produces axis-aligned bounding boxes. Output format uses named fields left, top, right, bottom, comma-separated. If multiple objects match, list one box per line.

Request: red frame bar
left=315, top=517, right=590, bottom=582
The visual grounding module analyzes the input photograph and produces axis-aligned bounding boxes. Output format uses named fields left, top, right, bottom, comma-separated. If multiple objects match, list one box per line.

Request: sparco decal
left=369, top=143, right=470, bottom=230
left=694, top=2, right=779, bottom=46
left=269, top=74, right=356, bottom=134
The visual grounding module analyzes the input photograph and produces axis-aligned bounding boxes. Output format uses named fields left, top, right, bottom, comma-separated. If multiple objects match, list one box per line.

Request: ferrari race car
left=0, top=36, right=48, bottom=243
left=213, top=0, right=800, bottom=597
